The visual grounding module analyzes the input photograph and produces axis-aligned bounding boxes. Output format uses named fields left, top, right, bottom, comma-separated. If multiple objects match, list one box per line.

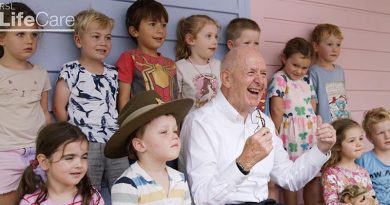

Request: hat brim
left=104, top=98, right=193, bottom=159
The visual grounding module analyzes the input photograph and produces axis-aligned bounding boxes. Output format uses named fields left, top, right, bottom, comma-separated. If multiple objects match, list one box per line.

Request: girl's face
left=340, top=127, right=364, bottom=161
left=41, top=140, right=88, bottom=190
left=188, top=22, right=219, bottom=63
left=313, top=34, right=342, bottom=63
left=282, top=53, right=311, bottom=81
left=135, top=114, right=180, bottom=163
left=0, top=22, right=38, bottom=62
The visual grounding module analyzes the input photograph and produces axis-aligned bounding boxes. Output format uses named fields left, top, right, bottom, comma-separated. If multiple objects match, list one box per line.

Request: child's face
left=368, top=119, right=390, bottom=152
left=74, top=21, right=112, bottom=62
left=282, top=53, right=311, bottom=81
left=0, top=22, right=38, bottom=61
left=43, top=140, right=88, bottom=188
left=137, top=114, right=180, bottom=162
left=130, top=17, right=167, bottom=56
left=188, top=23, right=219, bottom=61
left=340, top=127, right=364, bottom=160
left=228, top=29, right=260, bottom=50
left=313, top=34, right=342, bottom=63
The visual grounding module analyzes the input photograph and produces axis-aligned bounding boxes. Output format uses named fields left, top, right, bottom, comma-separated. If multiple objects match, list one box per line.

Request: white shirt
left=179, top=92, right=330, bottom=204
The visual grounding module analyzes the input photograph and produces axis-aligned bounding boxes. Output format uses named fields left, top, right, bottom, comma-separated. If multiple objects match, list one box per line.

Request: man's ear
left=132, top=138, right=146, bottom=153
left=74, top=34, right=82, bottom=48
left=37, top=153, right=49, bottom=171
left=226, top=40, right=234, bottom=50
left=185, top=33, right=195, bottom=46
left=220, top=69, right=232, bottom=88
left=128, top=26, right=139, bottom=38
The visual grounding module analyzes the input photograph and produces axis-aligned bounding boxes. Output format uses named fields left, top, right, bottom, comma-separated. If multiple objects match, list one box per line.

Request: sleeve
left=41, top=69, right=51, bottom=92
left=58, top=63, right=74, bottom=89
left=308, top=75, right=317, bottom=99
left=19, top=194, right=33, bottom=205
left=91, top=190, right=105, bottom=205
left=116, top=52, right=135, bottom=84
left=268, top=72, right=286, bottom=98
left=270, top=136, right=330, bottom=191
left=309, top=68, right=319, bottom=102
left=322, top=167, right=349, bottom=205
left=175, top=62, right=184, bottom=99
left=363, top=169, right=380, bottom=205
left=180, top=114, right=247, bottom=204
left=111, top=177, right=139, bottom=205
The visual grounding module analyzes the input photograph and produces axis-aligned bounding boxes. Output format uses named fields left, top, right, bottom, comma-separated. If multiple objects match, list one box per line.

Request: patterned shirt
left=59, top=61, right=118, bottom=143
left=117, top=49, right=178, bottom=102
left=19, top=189, right=104, bottom=205
left=111, top=162, right=191, bottom=205
left=322, top=165, right=378, bottom=205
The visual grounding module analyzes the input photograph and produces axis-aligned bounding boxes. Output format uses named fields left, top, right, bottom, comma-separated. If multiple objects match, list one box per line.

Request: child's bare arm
left=270, top=96, right=284, bottom=132
left=40, top=90, right=51, bottom=123
left=311, top=98, right=317, bottom=114
left=53, top=79, right=71, bottom=121
left=118, top=82, right=131, bottom=112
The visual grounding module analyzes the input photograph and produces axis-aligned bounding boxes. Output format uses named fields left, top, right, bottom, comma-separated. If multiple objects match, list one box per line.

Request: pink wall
left=251, top=0, right=390, bottom=151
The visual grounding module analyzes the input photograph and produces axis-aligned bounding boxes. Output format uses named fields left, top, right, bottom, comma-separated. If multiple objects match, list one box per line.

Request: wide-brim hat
left=104, top=90, right=194, bottom=159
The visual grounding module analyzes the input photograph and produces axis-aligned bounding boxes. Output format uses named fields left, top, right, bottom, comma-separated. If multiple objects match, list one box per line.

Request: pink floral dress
left=322, top=165, right=378, bottom=205
left=268, top=71, right=317, bottom=161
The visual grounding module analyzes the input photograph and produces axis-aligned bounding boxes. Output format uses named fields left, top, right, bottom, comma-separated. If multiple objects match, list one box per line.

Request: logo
left=0, top=2, right=74, bottom=32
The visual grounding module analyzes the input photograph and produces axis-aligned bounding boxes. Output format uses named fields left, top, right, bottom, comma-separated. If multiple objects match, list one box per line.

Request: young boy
left=225, top=18, right=268, bottom=114
left=356, top=107, right=390, bottom=204
left=309, top=23, right=350, bottom=123
left=105, top=90, right=193, bottom=204
left=117, top=0, right=178, bottom=111
left=53, top=10, right=129, bottom=196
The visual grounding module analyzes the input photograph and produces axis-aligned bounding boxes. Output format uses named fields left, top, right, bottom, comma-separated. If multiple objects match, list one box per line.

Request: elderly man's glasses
left=251, top=108, right=265, bottom=133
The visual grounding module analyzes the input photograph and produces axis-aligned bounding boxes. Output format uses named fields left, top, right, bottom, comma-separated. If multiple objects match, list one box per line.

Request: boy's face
left=74, top=21, right=112, bottom=62
left=313, top=34, right=342, bottom=63
left=134, top=114, right=180, bottom=162
left=129, top=17, right=167, bottom=56
left=368, top=119, right=390, bottom=152
left=227, top=29, right=260, bottom=50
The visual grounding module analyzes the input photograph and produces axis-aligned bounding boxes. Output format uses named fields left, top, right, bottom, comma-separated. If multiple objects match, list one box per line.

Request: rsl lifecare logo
left=0, top=2, right=75, bottom=32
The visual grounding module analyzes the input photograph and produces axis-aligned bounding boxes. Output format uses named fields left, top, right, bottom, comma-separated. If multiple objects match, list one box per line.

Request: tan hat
left=104, top=90, right=194, bottom=159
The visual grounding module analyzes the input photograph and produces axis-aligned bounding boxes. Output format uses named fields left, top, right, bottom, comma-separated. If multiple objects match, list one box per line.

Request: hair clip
left=30, top=159, right=39, bottom=169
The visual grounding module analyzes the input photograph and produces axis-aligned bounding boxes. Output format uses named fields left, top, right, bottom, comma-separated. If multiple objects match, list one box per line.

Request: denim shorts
left=87, top=142, right=129, bottom=190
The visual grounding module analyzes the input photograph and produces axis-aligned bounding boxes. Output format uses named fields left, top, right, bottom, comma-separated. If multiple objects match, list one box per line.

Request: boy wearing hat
left=105, top=90, right=193, bottom=204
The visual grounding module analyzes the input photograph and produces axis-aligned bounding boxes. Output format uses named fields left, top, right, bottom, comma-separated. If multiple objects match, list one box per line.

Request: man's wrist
left=236, top=159, right=250, bottom=175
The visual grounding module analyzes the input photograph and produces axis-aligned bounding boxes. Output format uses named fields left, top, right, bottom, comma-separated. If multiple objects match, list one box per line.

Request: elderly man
left=179, top=47, right=336, bottom=205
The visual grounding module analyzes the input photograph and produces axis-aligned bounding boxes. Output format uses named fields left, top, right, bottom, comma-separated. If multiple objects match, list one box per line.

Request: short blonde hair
left=73, top=9, right=114, bottom=35
left=362, top=107, right=390, bottom=138
left=311, top=23, right=343, bottom=43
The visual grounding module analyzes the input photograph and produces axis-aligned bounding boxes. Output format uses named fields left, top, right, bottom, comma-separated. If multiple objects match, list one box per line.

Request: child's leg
left=303, top=177, right=323, bottom=205
left=0, top=148, right=33, bottom=205
left=87, top=142, right=105, bottom=190
left=283, top=189, right=297, bottom=205
left=267, top=181, right=279, bottom=201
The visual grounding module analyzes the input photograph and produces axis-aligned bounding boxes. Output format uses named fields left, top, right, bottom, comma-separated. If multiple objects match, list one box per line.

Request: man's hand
left=236, top=127, right=273, bottom=171
left=316, top=116, right=336, bottom=154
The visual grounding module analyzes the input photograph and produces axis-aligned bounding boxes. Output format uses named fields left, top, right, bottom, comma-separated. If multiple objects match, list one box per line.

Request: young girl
left=0, top=3, right=50, bottom=205
left=268, top=37, right=317, bottom=205
left=17, top=122, right=104, bottom=205
left=322, top=118, right=378, bottom=205
left=175, top=14, right=221, bottom=108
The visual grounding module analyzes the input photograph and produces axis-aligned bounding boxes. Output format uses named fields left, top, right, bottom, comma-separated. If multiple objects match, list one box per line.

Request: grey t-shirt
left=309, top=64, right=350, bottom=123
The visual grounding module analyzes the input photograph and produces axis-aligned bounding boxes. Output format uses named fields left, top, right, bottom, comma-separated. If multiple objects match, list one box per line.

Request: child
left=225, top=18, right=269, bottom=113
left=322, top=118, right=378, bottom=205
left=17, top=122, right=104, bottom=205
left=0, top=3, right=51, bottom=204
left=53, top=9, right=129, bottom=195
left=356, top=107, right=390, bottom=204
left=268, top=37, right=318, bottom=205
left=117, top=0, right=177, bottom=111
left=105, top=90, right=193, bottom=204
left=175, top=14, right=221, bottom=108
left=309, top=23, right=350, bottom=123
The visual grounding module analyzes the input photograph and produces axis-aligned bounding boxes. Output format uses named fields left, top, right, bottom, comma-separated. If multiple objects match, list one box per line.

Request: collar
left=214, top=92, right=254, bottom=123
left=132, top=161, right=184, bottom=183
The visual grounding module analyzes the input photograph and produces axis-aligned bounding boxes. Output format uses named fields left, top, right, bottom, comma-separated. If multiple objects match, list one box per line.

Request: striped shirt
left=111, top=162, right=191, bottom=205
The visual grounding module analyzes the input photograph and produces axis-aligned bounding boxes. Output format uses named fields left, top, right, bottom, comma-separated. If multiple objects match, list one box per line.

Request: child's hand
left=348, top=192, right=376, bottom=205
left=315, top=115, right=337, bottom=154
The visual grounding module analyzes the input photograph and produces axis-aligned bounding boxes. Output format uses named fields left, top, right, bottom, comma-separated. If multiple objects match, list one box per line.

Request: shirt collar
left=132, top=161, right=183, bottom=183
left=214, top=92, right=255, bottom=123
